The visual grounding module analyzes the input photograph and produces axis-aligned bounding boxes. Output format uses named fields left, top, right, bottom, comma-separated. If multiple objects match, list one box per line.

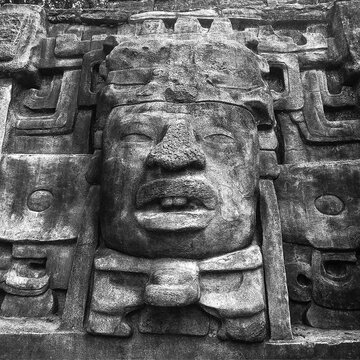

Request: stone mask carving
left=87, top=17, right=275, bottom=342
left=98, top=17, right=273, bottom=259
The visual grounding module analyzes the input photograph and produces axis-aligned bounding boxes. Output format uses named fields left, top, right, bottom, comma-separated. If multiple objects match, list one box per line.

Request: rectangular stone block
left=0, top=154, right=91, bottom=242
left=275, top=160, right=360, bottom=249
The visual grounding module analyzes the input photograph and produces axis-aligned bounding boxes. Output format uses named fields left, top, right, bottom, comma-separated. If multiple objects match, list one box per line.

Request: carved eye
left=297, top=273, right=312, bottom=287
left=117, top=121, right=155, bottom=144
left=122, top=133, right=153, bottom=143
left=203, top=130, right=235, bottom=144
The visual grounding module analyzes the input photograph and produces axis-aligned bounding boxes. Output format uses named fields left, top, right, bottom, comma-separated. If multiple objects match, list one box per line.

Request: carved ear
left=95, top=84, right=121, bottom=129
left=258, top=124, right=279, bottom=179
left=250, top=101, right=274, bottom=128
left=259, top=151, right=280, bottom=180
left=256, top=54, right=270, bottom=75
left=243, top=93, right=275, bottom=128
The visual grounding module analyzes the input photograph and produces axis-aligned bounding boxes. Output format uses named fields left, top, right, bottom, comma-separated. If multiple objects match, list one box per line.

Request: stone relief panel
left=0, top=4, right=97, bottom=322
left=0, top=1, right=359, bottom=353
left=276, top=161, right=360, bottom=329
left=272, top=1, right=360, bottom=330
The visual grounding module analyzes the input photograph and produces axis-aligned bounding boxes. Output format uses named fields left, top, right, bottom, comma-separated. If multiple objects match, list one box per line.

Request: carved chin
left=135, top=209, right=216, bottom=232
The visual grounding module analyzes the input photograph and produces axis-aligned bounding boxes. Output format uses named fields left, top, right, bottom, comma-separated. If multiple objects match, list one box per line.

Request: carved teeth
left=160, top=197, right=188, bottom=209
left=161, top=197, right=173, bottom=208
left=173, top=197, right=187, bottom=206
left=156, top=196, right=206, bottom=211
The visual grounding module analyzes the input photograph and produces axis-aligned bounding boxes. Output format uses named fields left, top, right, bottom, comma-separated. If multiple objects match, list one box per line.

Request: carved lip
left=135, top=177, right=217, bottom=231
left=3, top=269, right=50, bottom=296
left=136, top=177, right=217, bottom=210
left=135, top=209, right=216, bottom=232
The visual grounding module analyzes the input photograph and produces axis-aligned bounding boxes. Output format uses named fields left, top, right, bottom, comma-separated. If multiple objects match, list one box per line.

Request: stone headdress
left=97, top=16, right=275, bottom=128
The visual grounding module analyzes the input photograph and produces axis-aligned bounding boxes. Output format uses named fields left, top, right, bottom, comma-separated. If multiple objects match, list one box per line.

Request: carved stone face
left=284, top=243, right=360, bottom=328
left=279, top=162, right=360, bottom=327
left=101, top=101, right=259, bottom=258
left=311, top=249, right=360, bottom=309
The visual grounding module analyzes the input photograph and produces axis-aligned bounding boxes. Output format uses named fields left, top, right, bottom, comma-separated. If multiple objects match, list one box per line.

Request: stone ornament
left=0, top=5, right=45, bottom=83
left=89, top=245, right=266, bottom=340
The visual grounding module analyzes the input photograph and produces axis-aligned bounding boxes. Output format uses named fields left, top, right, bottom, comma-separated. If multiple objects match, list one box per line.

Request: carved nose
left=146, top=121, right=206, bottom=171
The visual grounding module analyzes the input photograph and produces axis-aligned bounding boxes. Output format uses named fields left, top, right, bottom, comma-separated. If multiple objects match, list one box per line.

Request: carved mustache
left=136, top=178, right=218, bottom=210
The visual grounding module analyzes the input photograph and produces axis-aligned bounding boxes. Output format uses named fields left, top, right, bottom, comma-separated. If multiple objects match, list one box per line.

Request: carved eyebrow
left=117, top=111, right=173, bottom=124
left=202, top=126, right=234, bottom=136
left=115, top=114, right=153, bottom=125
left=117, top=121, right=155, bottom=134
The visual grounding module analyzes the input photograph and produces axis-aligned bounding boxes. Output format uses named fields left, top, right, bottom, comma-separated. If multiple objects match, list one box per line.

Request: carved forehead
left=107, top=102, right=257, bottom=130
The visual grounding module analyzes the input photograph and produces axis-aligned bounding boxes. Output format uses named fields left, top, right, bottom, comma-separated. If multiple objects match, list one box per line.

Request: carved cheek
left=215, top=181, right=238, bottom=221
left=116, top=150, right=148, bottom=191
left=204, top=141, right=257, bottom=223
left=215, top=164, right=255, bottom=222
left=106, top=142, right=150, bottom=180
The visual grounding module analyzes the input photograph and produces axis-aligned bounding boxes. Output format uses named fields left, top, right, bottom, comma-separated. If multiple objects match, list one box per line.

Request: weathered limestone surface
left=0, top=0, right=360, bottom=359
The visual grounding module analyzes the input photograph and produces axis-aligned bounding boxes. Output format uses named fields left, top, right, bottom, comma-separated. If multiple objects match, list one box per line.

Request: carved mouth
left=135, top=177, right=217, bottom=231
left=2, top=264, right=50, bottom=296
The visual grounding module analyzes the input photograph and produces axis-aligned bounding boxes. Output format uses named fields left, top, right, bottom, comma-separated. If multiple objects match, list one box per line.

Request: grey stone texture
left=0, top=0, right=360, bottom=359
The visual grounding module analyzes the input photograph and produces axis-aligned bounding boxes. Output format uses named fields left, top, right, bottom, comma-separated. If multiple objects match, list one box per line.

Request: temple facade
left=0, top=1, right=359, bottom=359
